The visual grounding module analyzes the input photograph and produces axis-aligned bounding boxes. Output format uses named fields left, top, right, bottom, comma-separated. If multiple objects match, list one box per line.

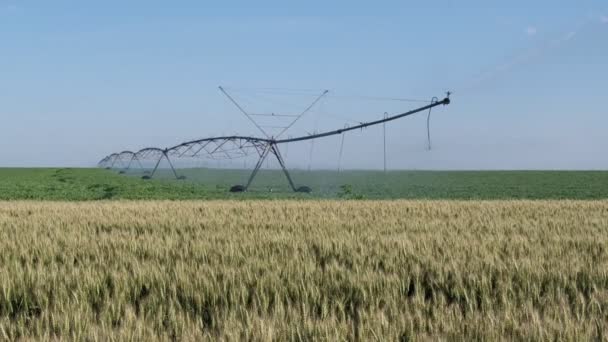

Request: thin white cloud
left=526, top=26, right=538, bottom=36
left=1, top=4, right=18, bottom=12
left=563, top=31, right=577, bottom=41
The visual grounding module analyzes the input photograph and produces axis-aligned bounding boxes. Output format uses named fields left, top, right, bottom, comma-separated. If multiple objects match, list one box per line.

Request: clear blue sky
left=1, top=0, right=607, bottom=169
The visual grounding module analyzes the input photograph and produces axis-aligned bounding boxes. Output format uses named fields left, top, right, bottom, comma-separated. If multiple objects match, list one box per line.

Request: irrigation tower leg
left=163, top=152, right=181, bottom=180
left=270, top=143, right=297, bottom=192
left=118, top=155, right=132, bottom=174
left=145, top=152, right=180, bottom=180
left=238, top=142, right=309, bottom=193
left=338, top=125, right=348, bottom=172
left=148, top=156, right=163, bottom=179
left=125, top=155, right=144, bottom=171
left=135, top=156, right=145, bottom=171
left=244, top=144, right=272, bottom=190
left=110, top=155, right=119, bottom=169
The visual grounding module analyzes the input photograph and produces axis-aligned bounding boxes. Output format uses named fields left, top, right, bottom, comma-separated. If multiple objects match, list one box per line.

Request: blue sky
left=1, top=0, right=607, bottom=169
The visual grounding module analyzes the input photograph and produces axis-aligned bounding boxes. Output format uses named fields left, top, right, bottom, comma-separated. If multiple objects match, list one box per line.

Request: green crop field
left=0, top=167, right=607, bottom=200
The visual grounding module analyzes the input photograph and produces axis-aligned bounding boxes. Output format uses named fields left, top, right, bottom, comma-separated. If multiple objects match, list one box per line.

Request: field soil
left=1, top=200, right=607, bottom=340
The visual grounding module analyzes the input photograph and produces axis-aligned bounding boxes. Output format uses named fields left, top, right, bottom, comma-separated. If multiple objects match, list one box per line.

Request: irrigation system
left=99, top=88, right=451, bottom=193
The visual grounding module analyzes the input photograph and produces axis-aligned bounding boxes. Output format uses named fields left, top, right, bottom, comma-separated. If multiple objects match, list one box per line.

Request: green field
left=1, top=168, right=607, bottom=200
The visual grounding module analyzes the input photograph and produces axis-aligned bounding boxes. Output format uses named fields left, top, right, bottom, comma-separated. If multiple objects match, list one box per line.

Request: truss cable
left=275, top=97, right=449, bottom=144
left=234, top=90, right=314, bottom=112
left=326, top=93, right=432, bottom=103
left=221, top=86, right=326, bottom=95
left=225, top=86, right=432, bottom=103
left=276, top=90, right=329, bottom=138
left=260, top=125, right=290, bottom=129
left=219, top=86, right=270, bottom=138
left=250, top=113, right=300, bottom=117
left=322, top=113, right=363, bottom=125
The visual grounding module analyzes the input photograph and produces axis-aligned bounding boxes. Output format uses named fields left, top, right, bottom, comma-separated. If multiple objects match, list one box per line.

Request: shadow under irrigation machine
left=98, top=87, right=452, bottom=193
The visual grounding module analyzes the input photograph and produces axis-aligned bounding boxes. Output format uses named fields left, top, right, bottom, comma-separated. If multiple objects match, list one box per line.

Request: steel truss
left=98, top=151, right=136, bottom=171
left=98, top=94, right=451, bottom=192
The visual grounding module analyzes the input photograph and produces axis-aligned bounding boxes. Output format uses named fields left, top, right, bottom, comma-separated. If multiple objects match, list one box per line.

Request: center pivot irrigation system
left=98, top=88, right=451, bottom=193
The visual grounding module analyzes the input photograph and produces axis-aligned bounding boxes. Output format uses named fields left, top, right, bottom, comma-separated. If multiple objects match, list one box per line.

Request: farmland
left=2, top=168, right=608, bottom=340
left=0, top=200, right=607, bottom=340
left=1, top=168, right=608, bottom=200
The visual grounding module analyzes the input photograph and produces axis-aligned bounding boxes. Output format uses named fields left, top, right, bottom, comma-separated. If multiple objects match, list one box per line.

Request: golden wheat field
left=0, top=200, right=607, bottom=341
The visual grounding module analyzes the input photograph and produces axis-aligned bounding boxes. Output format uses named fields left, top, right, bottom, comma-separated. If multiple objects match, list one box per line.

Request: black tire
left=230, top=185, right=246, bottom=193
left=296, top=186, right=312, bottom=193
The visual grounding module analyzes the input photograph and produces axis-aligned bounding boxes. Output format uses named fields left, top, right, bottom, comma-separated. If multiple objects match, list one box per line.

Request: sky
left=1, top=0, right=607, bottom=169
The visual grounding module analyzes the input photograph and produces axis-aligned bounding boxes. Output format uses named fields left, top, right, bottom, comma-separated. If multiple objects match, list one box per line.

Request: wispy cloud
left=563, top=31, right=577, bottom=41
left=458, top=14, right=604, bottom=94
left=461, top=23, right=585, bottom=93
left=1, top=4, right=18, bottom=12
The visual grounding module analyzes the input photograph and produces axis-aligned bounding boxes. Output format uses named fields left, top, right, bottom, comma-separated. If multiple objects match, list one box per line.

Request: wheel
left=230, top=185, right=246, bottom=193
left=295, top=186, right=312, bottom=193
